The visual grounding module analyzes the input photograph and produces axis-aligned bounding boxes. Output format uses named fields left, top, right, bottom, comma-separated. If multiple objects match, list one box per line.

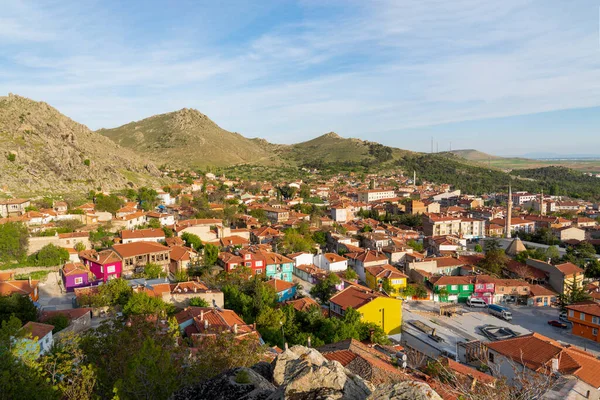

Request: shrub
left=45, top=314, right=70, bottom=333
left=83, top=159, right=91, bottom=166
left=7, top=153, right=16, bottom=162
left=188, top=298, right=209, bottom=307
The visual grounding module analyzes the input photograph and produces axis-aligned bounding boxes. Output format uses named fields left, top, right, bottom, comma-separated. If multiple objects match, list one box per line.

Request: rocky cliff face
left=171, top=346, right=442, bottom=400
left=0, top=94, right=163, bottom=195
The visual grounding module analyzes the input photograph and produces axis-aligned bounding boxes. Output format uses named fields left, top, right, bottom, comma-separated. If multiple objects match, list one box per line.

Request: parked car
left=466, top=298, right=487, bottom=308
left=548, top=320, right=568, bottom=329
left=559, top=312, right=570, bottom=323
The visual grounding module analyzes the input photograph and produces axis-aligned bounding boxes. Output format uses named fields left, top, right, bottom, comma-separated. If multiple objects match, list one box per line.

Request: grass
left=15, top=270, right=52, bottom=281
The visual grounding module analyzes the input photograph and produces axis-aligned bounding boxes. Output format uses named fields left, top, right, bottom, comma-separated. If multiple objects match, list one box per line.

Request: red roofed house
left=526, top=259, right=584, bottom=295
left=111, top=242, right=170, bottom=276
left=346, top=250, right=389, bottom=282
left=120, top=228, right=165, bottom=244
left=265, top=278, right=297, bottom=302
left=61, top=262, right=95, bottom=292
left=0, top=279, right=39, bottom=302
left=485, top=332, right=600, bottom=398
left=175, top=307, right=260, bottom=345
left=79, top=249, right=123, bottom=282
left=169, top=245, right=198, bottom=275
left=329, top=285, right=402, bottom=334
left=566, top=302, right=600, bottom=343
left=20, top=321, right=54, bottom=356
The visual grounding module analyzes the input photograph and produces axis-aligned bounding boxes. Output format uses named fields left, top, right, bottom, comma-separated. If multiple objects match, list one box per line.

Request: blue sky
left=1, top=0, right=599, bottom=155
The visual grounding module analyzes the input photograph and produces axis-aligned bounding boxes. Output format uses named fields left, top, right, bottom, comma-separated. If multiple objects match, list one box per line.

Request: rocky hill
left=445, top=149, right=503, bottom=161
left=171, top=345, right=442, bottom=400
left=98, top=108, right=280, bottom=168
left=0, top=94, right=164, bottom=196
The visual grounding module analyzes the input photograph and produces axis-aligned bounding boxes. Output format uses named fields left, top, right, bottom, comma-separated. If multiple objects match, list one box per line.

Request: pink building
left=79, top=249, right=122, bottom=282
left=471, top=275, right=495, bottom=304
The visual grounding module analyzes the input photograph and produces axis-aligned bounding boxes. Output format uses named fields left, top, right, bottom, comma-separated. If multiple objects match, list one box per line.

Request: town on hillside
left=3, top=171, right=600, bottom=399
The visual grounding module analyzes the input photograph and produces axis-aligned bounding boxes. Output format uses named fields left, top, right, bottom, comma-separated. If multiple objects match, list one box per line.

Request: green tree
left=585, top=259, right=600, bottom=279
left=144, top=262, right=165, bottom=279
left=312, top=230, right=327, bottom=246
left=147, top=218, right=161, bottom=229
left=0, top=222, right=29, bottom=262
left=407, top=239, right=424, bottom=252
left=45, top=314, right=70, bottom=333
left=474, top=244, right=483, bottom=253
left=98, top=278, right=132, bottom=306
left=123, top=292, right=172, bottom=316
left=181, top=232, right=203, bottom=251
left=0, top=316, right=57, bottom=400
left=557, top=278, right=592, bottom=311
left=0, top=294, right=38, bottom=324
left=74, top=242, right=86, bottom=252
left=94, top=194, right=124, bottom=214
left=188, top=298, right=210, bottom=307
left=479, top=238, right=508, bottom=274
left=40, top=333, right=97, bottom=400
left=114, top=337, right=180, bottom=400
left=203, top=243, right=219, bottom=266
left=137, top=187, right=159, bottom=211
left=343, top=267, right=358, bottom=281
left=28, top=244, right=69, bottom=266
left=310, top=273, right=341, bottom=304
left=162, top=226, right=174, bottom=238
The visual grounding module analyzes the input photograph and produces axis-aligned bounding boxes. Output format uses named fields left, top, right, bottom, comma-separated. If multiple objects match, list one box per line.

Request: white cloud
left=1, top=0, right=599, bottom=153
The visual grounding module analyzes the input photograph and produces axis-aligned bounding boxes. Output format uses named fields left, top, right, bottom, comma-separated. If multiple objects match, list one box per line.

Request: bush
left=188, top=298, right=210, bottom=307
left=45, top=314, right=70, bottom=333
left=28, top=244, right=69, bottom=267
left=83, top=159, right=91, bottom=166
left=144, top=263, right=165, bottom=279
left=6, top=153, right=16, bottom=162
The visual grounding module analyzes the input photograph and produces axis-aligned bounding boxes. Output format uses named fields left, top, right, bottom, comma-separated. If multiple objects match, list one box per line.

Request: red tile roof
left=121, top=228, right=165, bottom=240
left=329, top=285, right=382, bottom=310
left=22, top=321, right=54, bottom=339
left=112, top=242, right=170, bottom=258
left=555, top=262, right=584, bottom=276
left=265, top=278, right=295, bottom=292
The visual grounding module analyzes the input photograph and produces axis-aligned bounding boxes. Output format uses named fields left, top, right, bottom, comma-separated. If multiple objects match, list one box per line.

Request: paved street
left=38, top=271, right=75, bottom=311
left=503, top=304, right=600, bottom=356
left=403, top=301, right=600, bottom=356
left=293, top=276, right=314, bottom=297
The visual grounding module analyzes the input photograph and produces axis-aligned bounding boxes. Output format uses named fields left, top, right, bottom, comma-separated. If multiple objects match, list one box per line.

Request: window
left=255, top=269, right=262, bottom=274
left=451, top=285, right=458, bottom=291
left=245, top=262, right=252, bottom=267
left=255, top=261, right=263, bottom=267
left=593, top=317, right=599, bottom=325
left=107, top=265, right=115, bottom=274
left=100, top=266, right=104, bottom=273
left=476, top=284, right=484, bottom=290
left=594, top=328, right=598, bottom=336
left=488, top=352, right=495, bottom=363
left=581, top=313, right=586, bottom=321
left=462, top=285, right=470, bottom=291
left=74, top=277, right=83, bottom=285
left=569, top=310, right=574, bottom=317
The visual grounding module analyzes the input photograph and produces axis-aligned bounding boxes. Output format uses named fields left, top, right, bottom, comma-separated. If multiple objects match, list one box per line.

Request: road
left=38, top=272, right=75, bottom=311
left=502, top=303, right=600, bottom=356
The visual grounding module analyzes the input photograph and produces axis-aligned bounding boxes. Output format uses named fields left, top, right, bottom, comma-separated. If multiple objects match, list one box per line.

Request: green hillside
left=98, top=108, right=280, bottom=168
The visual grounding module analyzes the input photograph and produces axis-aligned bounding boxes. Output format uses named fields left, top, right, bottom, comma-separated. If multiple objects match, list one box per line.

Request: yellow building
left=329, top=285, right=402, bottom=334
left=364, top=264, right=408, bottom=295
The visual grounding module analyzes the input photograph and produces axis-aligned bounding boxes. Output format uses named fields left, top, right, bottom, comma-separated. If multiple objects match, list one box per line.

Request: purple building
left=61, top=262, right=94, bottom=292
left=79, top=249, right=123, bottom=282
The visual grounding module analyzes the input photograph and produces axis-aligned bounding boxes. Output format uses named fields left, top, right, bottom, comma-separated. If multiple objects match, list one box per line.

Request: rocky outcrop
left=369, top=382, right=443, bottom=400
left=171, top=346, right=442, bottom=400
left=0, top=94, right=164, bottom=195
left=171, top=367, right=276, bottom=400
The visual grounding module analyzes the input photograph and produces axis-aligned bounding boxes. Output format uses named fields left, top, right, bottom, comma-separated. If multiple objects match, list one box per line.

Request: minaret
left=505, top=184, right=512, bottom=238
left=540, top=189, right=545, bottom=216
left=413, top=170, right=416, bottom=189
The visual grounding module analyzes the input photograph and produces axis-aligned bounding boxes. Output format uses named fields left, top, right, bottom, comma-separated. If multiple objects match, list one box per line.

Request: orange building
left=566, top=302, right=600, bottom=343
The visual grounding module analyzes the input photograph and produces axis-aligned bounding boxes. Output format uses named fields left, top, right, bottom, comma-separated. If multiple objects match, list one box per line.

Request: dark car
left=548, top=320, right=568, bottom=329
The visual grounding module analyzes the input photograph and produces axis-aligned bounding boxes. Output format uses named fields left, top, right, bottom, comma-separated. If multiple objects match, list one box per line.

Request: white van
left=466, top=298, right=487, bottom=308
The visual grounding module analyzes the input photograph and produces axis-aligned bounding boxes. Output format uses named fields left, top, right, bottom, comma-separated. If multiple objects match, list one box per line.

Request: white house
left=19, top=321, right=54, bottom=357
left=314, top=253, right=348, bottom=272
